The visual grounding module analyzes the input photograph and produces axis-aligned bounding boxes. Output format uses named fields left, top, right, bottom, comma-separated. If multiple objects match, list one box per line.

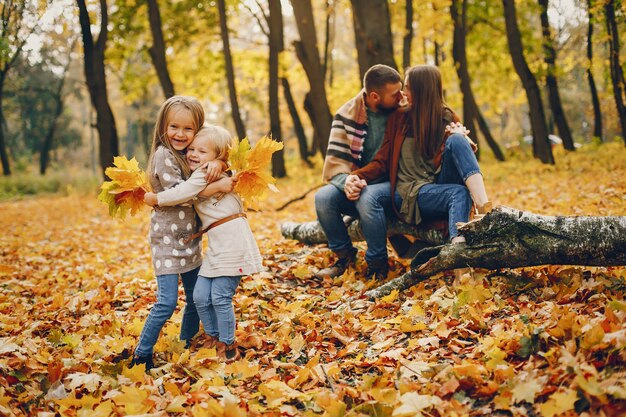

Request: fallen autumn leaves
left=0, top=143, right=625, bottom=416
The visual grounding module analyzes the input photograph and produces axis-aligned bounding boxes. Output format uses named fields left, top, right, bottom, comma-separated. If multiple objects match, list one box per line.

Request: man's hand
left=144, top=192, right=158, bottom=207
left=446, top=122, right=478, bottom=152
left=345, top=174, right=367, bottom=201
left=203, top=160, right=228, bottom=183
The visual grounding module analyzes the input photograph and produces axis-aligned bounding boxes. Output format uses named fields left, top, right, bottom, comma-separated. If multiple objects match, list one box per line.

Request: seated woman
left=348, top=64, right=491, bottom=255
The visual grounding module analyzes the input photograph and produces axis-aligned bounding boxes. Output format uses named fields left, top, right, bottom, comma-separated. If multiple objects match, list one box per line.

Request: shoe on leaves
left=129, top=354, right=154, bottom=372
left=315, top=248, right=357, bottom=279
left=365, top=259, right=389, bottom=281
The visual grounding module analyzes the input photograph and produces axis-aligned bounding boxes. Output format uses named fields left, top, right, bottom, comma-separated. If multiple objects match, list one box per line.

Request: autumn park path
left=1, top=143, right=625, bottom=416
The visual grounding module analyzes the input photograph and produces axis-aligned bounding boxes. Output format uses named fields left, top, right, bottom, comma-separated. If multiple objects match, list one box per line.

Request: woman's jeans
left=193, top=275, right=242, bottom=345
left=315, top=182, right=401, bottom=265
left=135, top=267, right=200, bottom=356
left=417, top=134, right=479, bottom=238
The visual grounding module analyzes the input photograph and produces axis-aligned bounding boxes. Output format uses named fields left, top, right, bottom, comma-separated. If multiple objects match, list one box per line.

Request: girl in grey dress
left=130, top=96, right=223, bottom=371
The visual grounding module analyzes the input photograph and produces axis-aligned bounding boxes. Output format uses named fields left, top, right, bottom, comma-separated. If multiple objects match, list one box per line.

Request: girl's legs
left=417, top=183, right=473, bottom=239
left=135, top=274, right=181, bottom=357
left=439, top=133, right=491, bottom=212
left=193, top=276, right=219, bottom=339
left=211, top=276, right=242, bottom=345
left=179, top=267, right=200, bottom=345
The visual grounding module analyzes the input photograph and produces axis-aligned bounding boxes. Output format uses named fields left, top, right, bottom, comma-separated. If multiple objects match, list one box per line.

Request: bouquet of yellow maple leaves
left=229, top=135, right=283, bottom=210
left=98, top=156, right=149, bottom=219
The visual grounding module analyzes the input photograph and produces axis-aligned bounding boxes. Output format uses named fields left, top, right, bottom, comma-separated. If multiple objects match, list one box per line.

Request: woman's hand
left=203, top=160, right=228, bottom=183
left=144, top=192, right=158, bottom=207
left=345, top=174, right=367, bottom=201
left=446, top=122, right=478, bottom=152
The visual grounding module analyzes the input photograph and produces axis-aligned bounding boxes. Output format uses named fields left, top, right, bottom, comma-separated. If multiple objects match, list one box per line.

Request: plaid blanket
left=322, top=90, right=369, bottom=182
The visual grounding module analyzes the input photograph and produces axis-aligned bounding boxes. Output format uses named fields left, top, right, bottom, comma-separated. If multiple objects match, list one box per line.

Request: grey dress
left=148, top=146, right=202, bottom=276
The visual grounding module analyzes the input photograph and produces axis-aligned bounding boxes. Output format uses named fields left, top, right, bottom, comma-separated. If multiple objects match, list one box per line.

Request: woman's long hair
left=147, top=96, right=205, bottom=185
left=406, top=65, right=449, bottom=160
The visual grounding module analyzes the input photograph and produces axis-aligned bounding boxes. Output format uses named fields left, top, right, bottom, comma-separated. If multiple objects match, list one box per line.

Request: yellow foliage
left=229, top=136, right=283, bottom=209
left=97, top=156, right=149, bottom=218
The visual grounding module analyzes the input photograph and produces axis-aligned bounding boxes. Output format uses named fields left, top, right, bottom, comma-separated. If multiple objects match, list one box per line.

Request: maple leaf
left=538, top=389, right=578, bottom=417
left=97, top=155, right=149, bottom=218
left=228, top=136, right=283, bottom=209
left=392, top=392, right=442, bottom=417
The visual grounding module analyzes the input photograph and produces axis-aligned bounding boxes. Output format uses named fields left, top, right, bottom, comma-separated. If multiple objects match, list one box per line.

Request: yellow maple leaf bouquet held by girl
left=229, top=136, right=283, bottom=210
left=98, top=156, right=150, bottom=218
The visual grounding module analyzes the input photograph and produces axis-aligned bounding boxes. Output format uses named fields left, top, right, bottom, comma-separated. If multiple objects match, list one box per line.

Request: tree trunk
left=218, top=0, right=246, bottom=140
left=539, top=0, right=575, bottom=151
left=40, top=54, right=72, bottom=175
left=604, top=0, right=626, bottom=144
left=146, top=0, right=175, bottom=99
left=502, top=0, right=554, bottom=164
left=77, top=0, right=119, bottom=176
left=366, top=206, right=626, bottom=299
left=268, top=0, right=286, bottom=178
left=290, top=0, right=333, bottom=158
left=403, top=0, right=414, bottom=71
left=281, top=218, right=445, bottom=247
left=349, top=0, right=397, bottom=80
left=587, top=0, right=602, bottom=141
left=282, top=77, right=311, bottom=165
left=0, top=90, right=10, bottom=176
left=451, top=0, right=505, bottom=161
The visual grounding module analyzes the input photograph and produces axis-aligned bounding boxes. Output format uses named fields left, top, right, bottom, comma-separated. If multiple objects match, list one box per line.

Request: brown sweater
left=352, top=108, right=459, bottom=220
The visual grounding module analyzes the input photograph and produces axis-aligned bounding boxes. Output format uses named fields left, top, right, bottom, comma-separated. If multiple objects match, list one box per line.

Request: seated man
left=315, top=64, right=405, bottom=280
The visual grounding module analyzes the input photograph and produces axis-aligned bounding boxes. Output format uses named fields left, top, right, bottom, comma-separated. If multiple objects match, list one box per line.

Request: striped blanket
left=322, top=89, right=369, bottom=182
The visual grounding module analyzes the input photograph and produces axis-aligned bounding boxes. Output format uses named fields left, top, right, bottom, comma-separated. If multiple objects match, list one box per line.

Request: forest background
left=1, top=0, right=626, bottom=416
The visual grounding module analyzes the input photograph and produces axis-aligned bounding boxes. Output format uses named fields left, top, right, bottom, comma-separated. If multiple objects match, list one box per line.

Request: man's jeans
left=135, top=267, right=200, bottom=356
left=193, top=275, right=241, bottom=345
left=416, top=133, right=479, bottom=238
left=315, top=181, right=400, bottom=264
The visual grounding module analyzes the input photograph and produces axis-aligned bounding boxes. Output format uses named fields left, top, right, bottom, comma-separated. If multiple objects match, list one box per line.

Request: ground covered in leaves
left=1, top=143, right=625, bottom=417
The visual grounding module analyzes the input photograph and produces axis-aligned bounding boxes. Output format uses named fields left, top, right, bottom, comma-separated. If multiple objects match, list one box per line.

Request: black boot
left=365, top=258, right=389, bottom=281
left=129, top=354, right=154, bottom=372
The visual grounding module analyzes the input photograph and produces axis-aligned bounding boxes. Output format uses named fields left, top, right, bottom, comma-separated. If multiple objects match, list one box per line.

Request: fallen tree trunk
left=366, top=206, right=626, bottom=299
left=280, top=218, right=446, bottom=246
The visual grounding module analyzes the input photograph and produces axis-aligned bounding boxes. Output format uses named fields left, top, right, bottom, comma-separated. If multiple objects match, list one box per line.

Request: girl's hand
left=215, top=176, right=237, bottom=194
left=144, top=192, right=158, bottom=207
left=446, top=122, right=478, bottom=152
left=203, top=160, right=228, bottom=183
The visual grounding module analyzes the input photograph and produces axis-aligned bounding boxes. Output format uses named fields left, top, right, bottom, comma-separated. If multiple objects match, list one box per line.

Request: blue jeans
left=135, top=267, right=200, bottom=356
left=315, top=181, right=401, bottom=264
left=193, top=275, right=241, bottom=345
left=416, top=134, right=479, bottom=238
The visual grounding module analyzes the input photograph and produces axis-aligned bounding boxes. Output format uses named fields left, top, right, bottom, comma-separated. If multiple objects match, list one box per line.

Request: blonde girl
left=131, top=96, right=222, bottom=371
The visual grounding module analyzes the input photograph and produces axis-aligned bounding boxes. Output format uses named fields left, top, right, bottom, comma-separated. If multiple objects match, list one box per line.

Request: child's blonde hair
left=147, top=96, right=205, bottom=185
left=195, top=124, right=233, bottom=162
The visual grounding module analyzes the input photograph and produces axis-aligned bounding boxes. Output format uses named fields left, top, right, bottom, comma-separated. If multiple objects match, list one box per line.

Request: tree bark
left=366, top=206, right=626, bottom=299
left=586, top=0, right=602, bottom=141
left=268, top=0, right=286, bottom=178
left=539, top=0, right=575, bottom=151
left=218, top=0, right=246, bottom=140
left=502, top=0, right=554, bottom=164
left=0, top=84, right=10, bottom=176
left=604, top=0, right=626, bottom=144
left=282, top=77, right=311, bottom=165
left=281, top=218, right=445, bottom=247
left=40, top=49, right=73, bottom=175
left=451, top=0, right=505, bottom=161
left=403, top=0, right=414, bottom=71
left=77, top=0, right=119, bottom=176
left=349, top=0, right=397, bottom=80
left=146, top=0, right=175, bottom=99
left=290, top=0, right=333, bottom=157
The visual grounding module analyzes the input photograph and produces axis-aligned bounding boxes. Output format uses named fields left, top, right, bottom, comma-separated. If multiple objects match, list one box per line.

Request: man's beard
left=376, top=102, right=398, bottom=114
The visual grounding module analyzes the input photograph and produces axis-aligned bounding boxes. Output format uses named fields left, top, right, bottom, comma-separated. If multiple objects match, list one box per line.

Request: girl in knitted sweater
left=144, top=125, right=263, bottom=362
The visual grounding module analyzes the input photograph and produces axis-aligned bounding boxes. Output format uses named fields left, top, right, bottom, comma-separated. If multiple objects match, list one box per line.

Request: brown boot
left=216, top=341, right=241, bottom=362
left=315, top=247, right=357, bottom=279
